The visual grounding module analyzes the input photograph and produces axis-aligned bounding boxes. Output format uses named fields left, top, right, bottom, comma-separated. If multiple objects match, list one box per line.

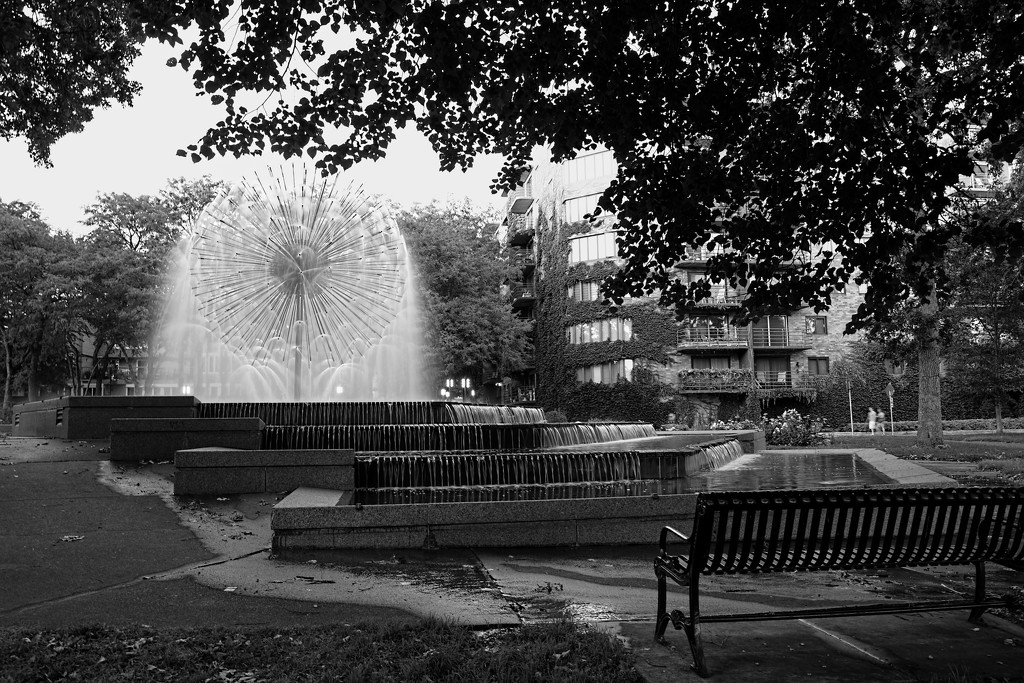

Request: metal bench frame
left=654, top=487, right=1024, bottom=677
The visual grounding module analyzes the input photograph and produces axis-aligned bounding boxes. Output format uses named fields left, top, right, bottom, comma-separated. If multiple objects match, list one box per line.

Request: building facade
left=497, top=148, right=872, bottom=427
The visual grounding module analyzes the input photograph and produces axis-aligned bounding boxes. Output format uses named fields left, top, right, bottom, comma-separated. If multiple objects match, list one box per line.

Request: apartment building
left=497, top=148, right=868, bottom=425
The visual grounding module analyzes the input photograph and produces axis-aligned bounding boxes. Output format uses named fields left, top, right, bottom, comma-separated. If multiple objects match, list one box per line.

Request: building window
left=805, top=316, right=827, bottom=335
left=691, top=356, right=731, bottom=370
left=807, top=357, right=830, bottom=375
left=858, top=282, right=869, bottom=294
left=576, top=359, right=634, bottom=384
left=567, top=279, right=603, bottom=301
left=564, top=150, right=617, bottom=184
left=566, top=317, right=633, bottom=344
left=568, top=230, right=618, bottom=263
left=564, top=194, right=603, bottom=224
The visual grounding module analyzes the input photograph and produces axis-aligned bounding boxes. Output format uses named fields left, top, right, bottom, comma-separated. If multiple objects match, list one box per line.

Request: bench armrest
left=659, top=525, right=690, bottom=552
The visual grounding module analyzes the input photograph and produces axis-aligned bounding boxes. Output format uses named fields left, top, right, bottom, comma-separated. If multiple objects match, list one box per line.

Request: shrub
left=763, top=409, right=830, bottom=447
left=544, top=409, right=568, bottom=423
left=710, top=417, right=761, bottom=431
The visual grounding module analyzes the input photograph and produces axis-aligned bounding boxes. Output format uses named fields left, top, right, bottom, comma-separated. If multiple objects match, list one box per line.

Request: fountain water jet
left=151, top=167, right=428, bottom=402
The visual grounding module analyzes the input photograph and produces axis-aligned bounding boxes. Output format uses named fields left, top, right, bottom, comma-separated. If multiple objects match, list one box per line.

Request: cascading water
left=150, top=167, right=428, bottom=402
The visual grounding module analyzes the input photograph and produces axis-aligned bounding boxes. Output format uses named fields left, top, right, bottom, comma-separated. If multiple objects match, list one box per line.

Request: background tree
left=77, top=177, right=224, bottom=393
left=84, top=193, right=177, bottom=256
left=397, top=200, right=532, bottom=390
left=0, top=202, right=77, bottom=407
left=159, top=175, right=227, bottom=232
left=942, top=168, right=1024, bottom=432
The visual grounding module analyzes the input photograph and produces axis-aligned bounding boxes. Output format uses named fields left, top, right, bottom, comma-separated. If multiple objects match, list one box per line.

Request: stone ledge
left=110, top=418, right=264, bottom=462
left=111, top=418, right=263, bottom=432
left=173, top=453, right=355, bottom=496
left=271, top=488, right=698, bottom=549
left=174, top=448, right=354, bottom=468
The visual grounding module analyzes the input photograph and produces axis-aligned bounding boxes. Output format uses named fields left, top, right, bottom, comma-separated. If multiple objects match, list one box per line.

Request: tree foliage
left=396, top=200, right=532, bottom=385
left=0, top=1, right=185, bottom=165
left=0, top=202, right=77, bottom=406
left=0, top=177, right=223, bottom=404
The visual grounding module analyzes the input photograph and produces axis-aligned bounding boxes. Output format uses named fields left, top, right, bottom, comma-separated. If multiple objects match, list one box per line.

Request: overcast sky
left=0, top=37, right=505, bottom=236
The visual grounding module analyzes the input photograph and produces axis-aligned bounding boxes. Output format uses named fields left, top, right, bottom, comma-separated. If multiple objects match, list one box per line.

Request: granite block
left=173, top=468, right=265, bottom=495
left=427, top=521, right=579, bottom=547
left=265, top=466, right=352, bottom=492
left=175, top=448, right=354, bottom=468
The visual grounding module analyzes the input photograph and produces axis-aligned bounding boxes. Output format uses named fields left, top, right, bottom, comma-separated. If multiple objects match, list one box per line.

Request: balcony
left=688, top=289, right=745, bottom=308
left=755, top=371, right=829, bottom=395
left=676, top=327, right=748, bottom=349
left=677, top=369, right=753, bottom=393
left=511, top=248, right=536, bottom=273
left=507, top=214, right=535, bottom=246
left=511, top=281, right=536, bottom=309
left=508, top=386, right=537, bottom=404
left=678, top=246, right=725, bottom=263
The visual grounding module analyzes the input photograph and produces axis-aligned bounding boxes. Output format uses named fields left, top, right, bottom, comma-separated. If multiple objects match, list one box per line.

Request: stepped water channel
left=191, top=400, right=753, bottom=549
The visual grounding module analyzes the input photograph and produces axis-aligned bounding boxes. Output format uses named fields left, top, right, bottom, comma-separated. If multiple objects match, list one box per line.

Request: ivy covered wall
left=536, top=218, right=695, bottom=426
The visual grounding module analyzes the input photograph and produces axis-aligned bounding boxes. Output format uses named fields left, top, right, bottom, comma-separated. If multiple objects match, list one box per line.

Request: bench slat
left=692, top=488, right=1024, bottom=575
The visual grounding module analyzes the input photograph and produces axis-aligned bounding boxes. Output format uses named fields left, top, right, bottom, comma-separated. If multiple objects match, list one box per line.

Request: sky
left=0, top=37, right=506, bottom=237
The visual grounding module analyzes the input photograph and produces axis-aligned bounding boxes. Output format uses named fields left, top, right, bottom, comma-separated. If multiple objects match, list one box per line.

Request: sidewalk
left=1, top=437, right=1022, bottom=682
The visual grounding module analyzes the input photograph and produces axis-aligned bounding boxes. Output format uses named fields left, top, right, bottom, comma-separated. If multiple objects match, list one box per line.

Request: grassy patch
left=826, top=434, right=1024, bottom=463
left=0, top=619, right=642, bottom=683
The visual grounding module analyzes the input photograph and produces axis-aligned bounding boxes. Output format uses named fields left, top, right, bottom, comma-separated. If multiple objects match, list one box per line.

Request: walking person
left=867, top=407, right=877, bottom=435
left=877, top=409, right=886, bottom=435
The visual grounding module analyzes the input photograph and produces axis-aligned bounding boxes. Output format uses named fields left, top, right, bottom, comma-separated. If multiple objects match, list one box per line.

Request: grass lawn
left=826, top=433, right=1024, bottom=485
left=0, top=619, right=642, bottom=683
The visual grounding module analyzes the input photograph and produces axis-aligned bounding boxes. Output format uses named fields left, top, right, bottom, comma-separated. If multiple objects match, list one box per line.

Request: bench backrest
left=690, top=487, right=1024, bottom=575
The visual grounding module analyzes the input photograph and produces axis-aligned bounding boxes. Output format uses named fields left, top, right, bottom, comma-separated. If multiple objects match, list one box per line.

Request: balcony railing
left=677, top=369, right=753, bottom=392
left=677, top=369, right=830, bottom=393
left=681, top=246, right=725, bottom=261
left=756, top=371, right=830, bottom=391
left=511, top=281, right=536, bottom=307
left=511, top=248, right=536, bottom=271
left=751, top=328, right=789, bottom=347
left=686, top=288, right=746, bottom=308
left=508, top=386, right=537, bottom=404
left=676, top=327, right=748, bottom=348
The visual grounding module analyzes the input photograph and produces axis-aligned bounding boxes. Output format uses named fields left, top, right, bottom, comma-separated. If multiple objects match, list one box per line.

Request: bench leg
left=685, top=575, right=710, bottom=677
left=969, top=561, right=988, bottom=623
left=655, top=572, right=670, bottom=640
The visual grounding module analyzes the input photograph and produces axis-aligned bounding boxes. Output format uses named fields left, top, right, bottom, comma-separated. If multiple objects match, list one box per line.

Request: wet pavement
left=2, top=436, right=1023, bottom=682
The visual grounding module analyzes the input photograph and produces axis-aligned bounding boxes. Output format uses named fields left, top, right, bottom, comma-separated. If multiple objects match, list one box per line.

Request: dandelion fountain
left=154, top=168, right=426, bottom=401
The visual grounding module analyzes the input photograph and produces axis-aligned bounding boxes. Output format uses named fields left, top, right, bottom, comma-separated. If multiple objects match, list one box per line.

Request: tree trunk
left=916, top=289, right=944, bottom=446
left=27, top=351, right=39, bottom=402
left=1, top=328, right=10, bottom=417
left=995, top=401, right=1004, bottom=434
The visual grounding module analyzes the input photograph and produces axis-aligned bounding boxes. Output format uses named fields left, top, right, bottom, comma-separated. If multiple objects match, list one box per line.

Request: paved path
left=1, top=437, right=1022, bottom=682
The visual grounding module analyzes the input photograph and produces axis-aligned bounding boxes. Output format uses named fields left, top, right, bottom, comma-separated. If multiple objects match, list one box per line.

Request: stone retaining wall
left=174, top=448, right=355, bottom=495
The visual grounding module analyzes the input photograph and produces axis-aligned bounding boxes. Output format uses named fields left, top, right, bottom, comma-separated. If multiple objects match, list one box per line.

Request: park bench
left=654, top=486, right=1024, bottom=677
